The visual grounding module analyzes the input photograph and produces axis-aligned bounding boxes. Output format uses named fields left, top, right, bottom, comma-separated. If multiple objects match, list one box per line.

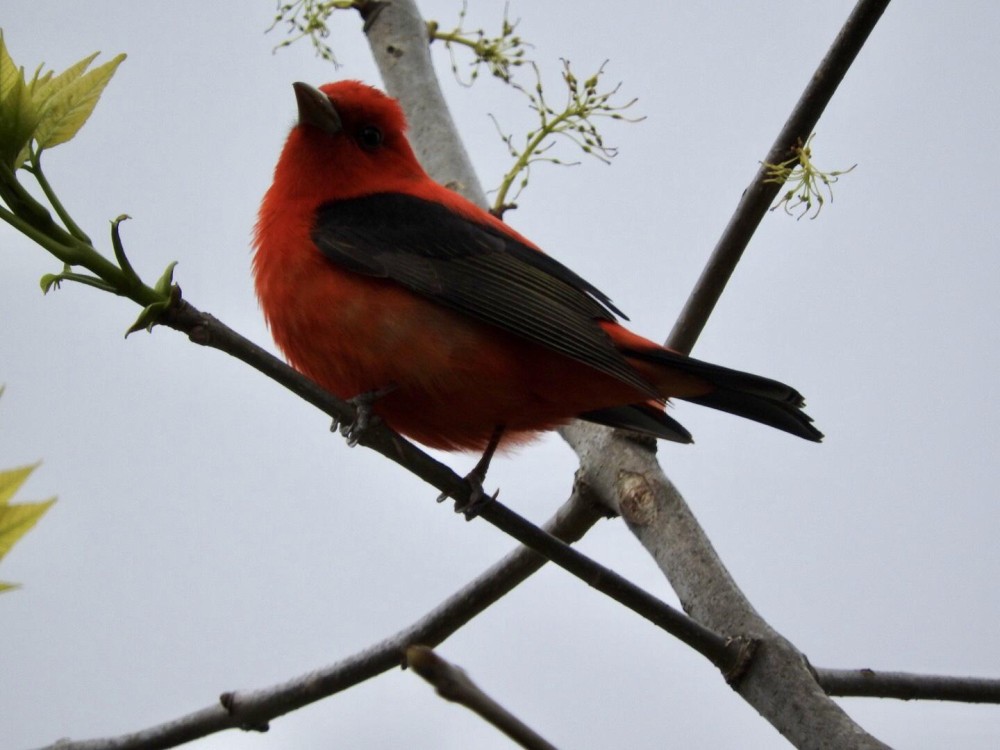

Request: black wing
left=311, top=192, right=658, bottom=397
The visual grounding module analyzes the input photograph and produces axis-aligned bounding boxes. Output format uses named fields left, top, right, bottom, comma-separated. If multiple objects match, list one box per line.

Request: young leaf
left=0, top=32, right=20, bottom=101
left=0, top=462, right=39, bottom=505
left=0, top=36, right=41, bottom=168
left=0, top=495, right=55, bottom=556
left=0, top=462, right=55, bottom=591
left=34, top=52, right=126, bottom=150
left=29, top=51, right=99, bottom=112
left=0, top=78, right=41, bottom=168
left=0, top=490, right=54, bottom=556
left=27, top=64, right=54, bottom=93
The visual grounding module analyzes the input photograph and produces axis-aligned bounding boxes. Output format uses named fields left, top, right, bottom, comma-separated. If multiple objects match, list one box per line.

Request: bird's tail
left=624, top=346, right=824, bottom=442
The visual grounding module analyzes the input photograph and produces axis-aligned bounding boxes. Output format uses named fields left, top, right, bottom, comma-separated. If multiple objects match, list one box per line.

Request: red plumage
left=254, top=81, right=821, bottom=452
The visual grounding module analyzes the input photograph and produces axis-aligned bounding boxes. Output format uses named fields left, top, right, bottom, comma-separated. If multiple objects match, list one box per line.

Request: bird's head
left=270, top=80, right=427, bottom=202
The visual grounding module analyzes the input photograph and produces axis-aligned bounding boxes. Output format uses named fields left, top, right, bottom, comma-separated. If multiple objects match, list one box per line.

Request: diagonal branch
left=561, top=424, right=891, bottom=749
left=29, top=487, right=600, bottom=750
left=162, top=301, right=737, bottom=667
left=357, top=0, right=487, bottom=205
left=366, top=1, right=897, bottom=749
left=406, top=646, right=559, bottom=750
left=667, top=0, right=892, bottom=355
left=567, top=1, right=896, bottom=747
left=35, top=534, right=1000, bottom=750
left=563, top=1, right=895, bottom=747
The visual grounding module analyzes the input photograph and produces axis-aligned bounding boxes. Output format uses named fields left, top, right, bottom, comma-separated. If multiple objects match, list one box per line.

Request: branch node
left=722, top=635, right=760, bottom=687
left=616, top=470, right=657, bottom=526
left=359, top=0, right=389, bottom=32
left=572, top=472, right=617, bottom=519
left=219, top=691, right=236, bottom=713
left=175, top=306, right=218, bottom=347
left=218, top=692, right=270, bottom=732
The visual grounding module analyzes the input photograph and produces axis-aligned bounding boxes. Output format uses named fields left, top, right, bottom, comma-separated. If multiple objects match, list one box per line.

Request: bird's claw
left=329, top=385, right=395, bottom=447
left=438, top=476, right=500, bottom=520
left=436, top=425, right=504, bottom=519
left=340, top=406, right=372, bottom=447
left=330, top=411, right=371, bottom=447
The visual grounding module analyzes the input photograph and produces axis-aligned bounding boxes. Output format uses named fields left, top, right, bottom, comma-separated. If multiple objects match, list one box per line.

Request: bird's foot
left=436, top=425, right=504, bottom=520
left=438, top=476, right=500, bottom=520
left=330, top=384, right=397, bottom=446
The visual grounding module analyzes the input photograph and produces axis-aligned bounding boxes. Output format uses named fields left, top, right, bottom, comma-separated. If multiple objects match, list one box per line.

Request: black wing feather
left=312, top=192, right=657, bottom=397
left=580, top=404, right=693, bottom=443
left=618, top=345, right=823, bottom=442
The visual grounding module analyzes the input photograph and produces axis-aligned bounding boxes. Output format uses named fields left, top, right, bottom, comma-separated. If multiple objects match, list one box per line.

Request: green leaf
left=0, top=462, right=38, bottom=505
left=34, top=52, right=126, bottom=150
left=0, top=389, right=57, bottom=593
left=27, top=64, right=53, bottom=92
left=39, top=273, right=60, bottom=293
left=0, top=37, right=126, bottom=167
left=0, top=35, right=41, bottom=169
left=123, top=260, right=178, bottom=336
left=0, top=493, right=55, bottom=557
left=0, top=32, right=20, bottom=101
left=0, top=461, right=56, bottom=593
left=125, top=299, right=169, bottom=337
left=30, top=52, right=99, bottom=108
left=153, top=260, right=178, bottom=296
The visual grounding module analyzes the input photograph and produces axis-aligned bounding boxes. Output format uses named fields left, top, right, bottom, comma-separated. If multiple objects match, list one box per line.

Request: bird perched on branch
left=254, top=81, right=821, bottom=489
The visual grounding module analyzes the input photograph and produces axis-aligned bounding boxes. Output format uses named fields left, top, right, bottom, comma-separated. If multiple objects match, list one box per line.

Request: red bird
left=254, top=81, right=821, bottom=462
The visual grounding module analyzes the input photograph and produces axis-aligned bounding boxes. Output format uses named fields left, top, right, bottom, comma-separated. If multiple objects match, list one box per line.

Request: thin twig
left=159, top=300, right=736, bottom=669
left=31, top=489, right=599, bottom=750
left=817, top=668, right=1000, bottom=703
left=406, top=646, right=559, bottom=750
left=666, top=0, right=892, bottom=355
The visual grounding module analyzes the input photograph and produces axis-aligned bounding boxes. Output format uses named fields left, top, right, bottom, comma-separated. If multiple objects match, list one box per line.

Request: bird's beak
left=293, top=82, right=342, bottom=135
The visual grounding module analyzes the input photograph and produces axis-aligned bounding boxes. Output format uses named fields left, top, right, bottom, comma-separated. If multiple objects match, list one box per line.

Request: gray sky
left=3, top=2, right=1000, bottom=748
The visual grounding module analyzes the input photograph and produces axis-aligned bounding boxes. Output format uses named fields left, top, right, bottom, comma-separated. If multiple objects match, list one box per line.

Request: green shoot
left=0, top=34, right=177, bottom=335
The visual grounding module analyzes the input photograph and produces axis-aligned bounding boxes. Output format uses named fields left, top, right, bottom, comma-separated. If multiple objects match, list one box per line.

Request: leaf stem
left=27, top=149, right=92, bottom=244
left=0, top=202, right=78, bottom=265
left=110, top=214, right=142, bottom=290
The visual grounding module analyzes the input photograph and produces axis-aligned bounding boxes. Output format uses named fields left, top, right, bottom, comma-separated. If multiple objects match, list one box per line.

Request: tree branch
left=561, top=425, right=890, bottom=748
left=406, top=646, right=559, bottom=750
left=366, top=0, right=898, bottom=748
left=561, top=2, right=896, bottom=747
left=667, top=0, right=892, bottom=355
left=154, top=299, right=735, bottom=666
left=359, top=0, right=487, bottom=205
left=30, top=487, right=598, bottom=750
left=817, top=668, right=1000, bottom=703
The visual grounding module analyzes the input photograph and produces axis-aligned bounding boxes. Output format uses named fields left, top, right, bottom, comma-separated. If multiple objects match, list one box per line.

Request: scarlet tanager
left=254, top=81, right=822, bottom=462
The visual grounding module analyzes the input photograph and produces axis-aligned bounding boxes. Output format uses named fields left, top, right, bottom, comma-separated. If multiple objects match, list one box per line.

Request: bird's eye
left=358, top=125, right=383, bottom=149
